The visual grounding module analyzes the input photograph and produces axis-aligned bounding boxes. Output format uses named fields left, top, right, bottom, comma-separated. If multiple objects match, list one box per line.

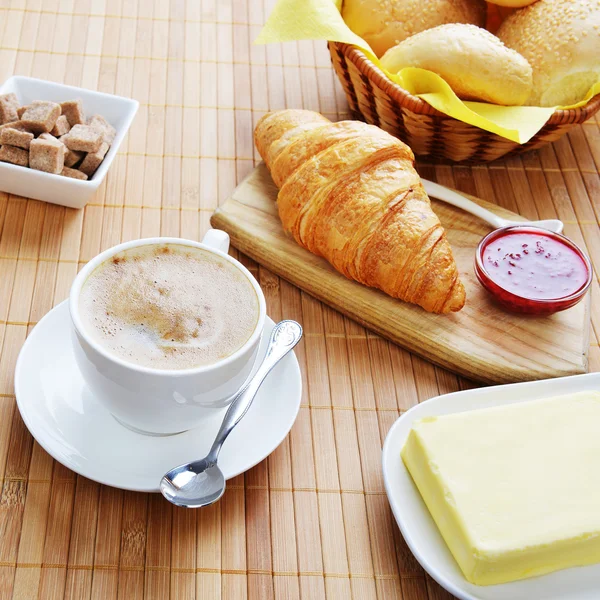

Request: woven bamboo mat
left=0, top=1, right=598, bottom=599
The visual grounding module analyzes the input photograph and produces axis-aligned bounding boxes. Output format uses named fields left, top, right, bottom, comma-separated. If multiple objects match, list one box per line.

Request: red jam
left=475, top=226, right=592, bottom=315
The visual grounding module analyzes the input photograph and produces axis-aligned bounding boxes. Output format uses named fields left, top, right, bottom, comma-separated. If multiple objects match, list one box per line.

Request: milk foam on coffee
left=79, top=244, right=260, bottom=369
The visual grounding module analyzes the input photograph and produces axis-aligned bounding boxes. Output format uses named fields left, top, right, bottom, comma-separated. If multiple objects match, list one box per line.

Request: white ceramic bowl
left=0, top=76, right=138, bottom=209
left=382, top=372, right=600, bottom=600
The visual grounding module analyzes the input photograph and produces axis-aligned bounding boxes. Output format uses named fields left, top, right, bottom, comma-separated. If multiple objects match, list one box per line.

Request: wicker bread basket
left=329, top=41, right=600, bottom=164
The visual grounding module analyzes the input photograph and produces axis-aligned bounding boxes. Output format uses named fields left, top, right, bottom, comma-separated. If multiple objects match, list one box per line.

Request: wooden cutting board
left=211, top=164, right=590, bottom=385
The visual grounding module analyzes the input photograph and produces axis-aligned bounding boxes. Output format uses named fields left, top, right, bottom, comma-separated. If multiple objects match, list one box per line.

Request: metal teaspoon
left=160, top=320, right=303, bottom=508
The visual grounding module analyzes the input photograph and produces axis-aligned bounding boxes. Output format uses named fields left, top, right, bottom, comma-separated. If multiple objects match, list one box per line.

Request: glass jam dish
left=474, top=226, right=592, bottom=315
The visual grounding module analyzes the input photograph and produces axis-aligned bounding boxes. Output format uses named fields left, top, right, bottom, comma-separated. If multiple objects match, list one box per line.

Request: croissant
left=254, top=110, right=466, bottom=313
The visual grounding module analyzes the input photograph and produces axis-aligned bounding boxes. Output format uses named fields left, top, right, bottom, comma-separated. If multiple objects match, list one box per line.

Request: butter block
left=402, top=392, right=600, bottom=586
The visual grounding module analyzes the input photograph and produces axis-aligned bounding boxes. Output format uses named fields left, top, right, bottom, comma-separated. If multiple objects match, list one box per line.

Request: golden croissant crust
left=254, top=109, right=466, bottom=313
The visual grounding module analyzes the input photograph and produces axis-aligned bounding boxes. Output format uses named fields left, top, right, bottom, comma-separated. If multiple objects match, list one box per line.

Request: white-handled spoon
left=421, top=179, right=564, bottom=234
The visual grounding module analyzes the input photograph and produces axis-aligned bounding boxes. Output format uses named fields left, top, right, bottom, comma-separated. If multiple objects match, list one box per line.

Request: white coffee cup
left=69, top=231, right=266, bottom=435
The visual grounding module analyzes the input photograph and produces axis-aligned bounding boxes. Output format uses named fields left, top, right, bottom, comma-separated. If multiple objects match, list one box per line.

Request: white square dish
left=0, top=76, right=138, bottom=209
left=382, top=372, right=600, bottom=600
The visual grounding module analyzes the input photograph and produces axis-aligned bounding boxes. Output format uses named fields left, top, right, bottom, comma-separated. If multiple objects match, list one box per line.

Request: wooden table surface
left=0, top=1, right=598, bottom=599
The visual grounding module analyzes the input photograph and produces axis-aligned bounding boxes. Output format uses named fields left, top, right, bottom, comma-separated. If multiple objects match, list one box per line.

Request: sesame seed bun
left=342, top=0, right=487, bottom=57
left=380, top=24, right=533, bottom=105
left=497, top=0, right=600, bottom=106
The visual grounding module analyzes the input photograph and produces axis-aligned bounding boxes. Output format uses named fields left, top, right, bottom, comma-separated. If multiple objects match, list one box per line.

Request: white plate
left=0, top=76, right=138, bottom=209
left=382, top=372, right=600, bottom=600
left=14, top=301, right=302, bottom=492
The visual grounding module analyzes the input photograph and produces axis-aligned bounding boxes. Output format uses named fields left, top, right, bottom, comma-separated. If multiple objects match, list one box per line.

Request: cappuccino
left=79, top=244, right=260, bottom=369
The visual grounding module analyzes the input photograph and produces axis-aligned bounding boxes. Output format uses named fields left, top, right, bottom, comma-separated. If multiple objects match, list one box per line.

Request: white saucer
left=15, top=301, right=302, bottom=492
left=382, top=372, right=600, bottom=600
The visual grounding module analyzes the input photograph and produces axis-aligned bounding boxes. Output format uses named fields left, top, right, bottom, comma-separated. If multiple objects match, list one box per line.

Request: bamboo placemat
left=0, top=1, right=598, bottom=599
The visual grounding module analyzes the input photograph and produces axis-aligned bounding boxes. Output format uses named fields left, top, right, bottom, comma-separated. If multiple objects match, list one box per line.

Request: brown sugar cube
left=40, top=132, right=66, bottom=147
left=0, top=127, right=34, bottom=150
left=64, top=147, right=84, bottom=168
left=79, top=142, right=109, bottom=177
left=16, top=105, right=27, bottom=119
left=61, top=166, right=88, bottom=180
left=0, top=145, right=29, bottom=167
left=50, top=115, right=71, bottom=137
left=0, top=120, right=29, bottom=133
left=60, top=99, right=85, bottom=127
left=29, top=137, right=65, bottom=174
left=21, top=100, right=61, bottom=134
left=39, top=133, right=68, bottom=156
left=63, top=124, right=102, bottom=153
left=88, top=114, right=116, bottom=145
left=0, top=94, right=19, bottom=124
left=38, top=133, right=67, bottom=153
left=39, top=132, right=58, bottom=141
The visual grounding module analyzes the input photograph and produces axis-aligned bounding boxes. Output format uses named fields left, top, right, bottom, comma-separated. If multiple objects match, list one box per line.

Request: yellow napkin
left=255, top=0, right=599, bottom=144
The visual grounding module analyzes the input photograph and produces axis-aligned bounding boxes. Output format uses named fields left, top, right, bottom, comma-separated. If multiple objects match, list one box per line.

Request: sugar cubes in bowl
left=0, top=76, right=138, bottom=209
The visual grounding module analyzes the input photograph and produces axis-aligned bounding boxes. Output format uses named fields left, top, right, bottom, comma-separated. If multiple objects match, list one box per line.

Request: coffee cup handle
left=202, top=229, right=230, bottom=254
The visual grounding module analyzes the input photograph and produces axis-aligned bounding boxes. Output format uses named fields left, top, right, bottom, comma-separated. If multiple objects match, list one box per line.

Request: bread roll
left=497, top=0, right=600, bottom=107
left=342, top=0, right=487, bottom=57
left=380, top=24, right=533, bottom=105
